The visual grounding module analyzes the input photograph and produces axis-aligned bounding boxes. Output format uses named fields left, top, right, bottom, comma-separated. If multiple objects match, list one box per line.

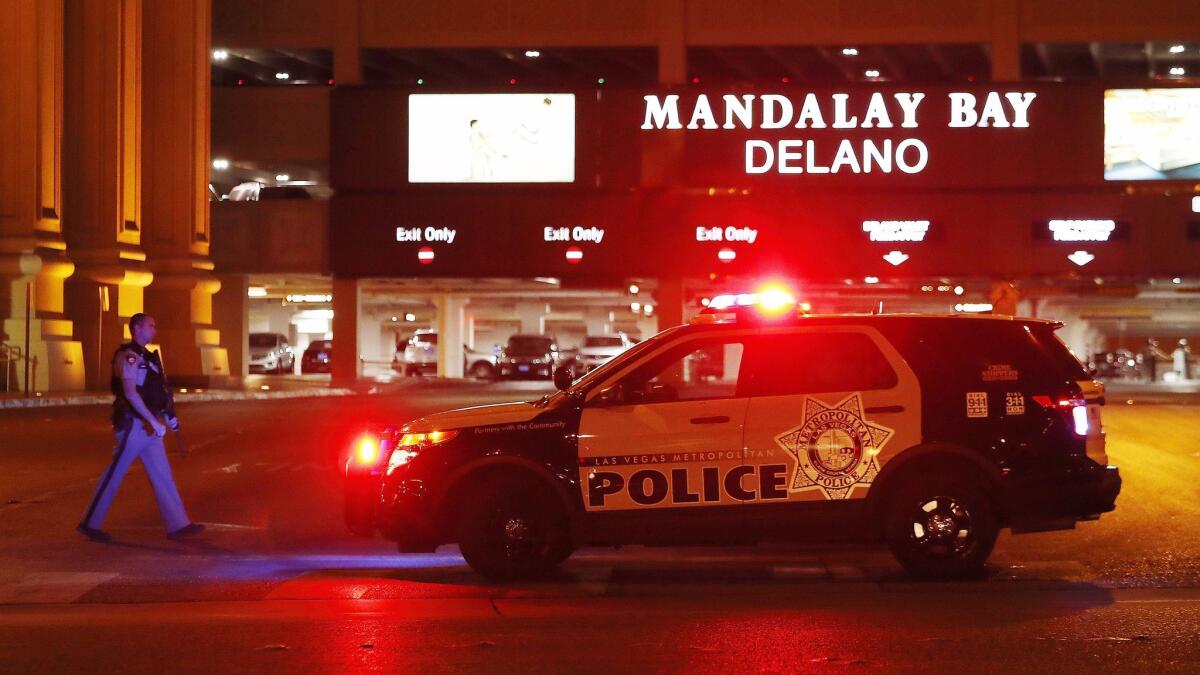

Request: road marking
left=0, top=573, right=117, bottom=605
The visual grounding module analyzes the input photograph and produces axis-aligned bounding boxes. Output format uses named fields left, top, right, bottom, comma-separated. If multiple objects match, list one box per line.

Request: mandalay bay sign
left=640, top=91, right=1038, bottom=175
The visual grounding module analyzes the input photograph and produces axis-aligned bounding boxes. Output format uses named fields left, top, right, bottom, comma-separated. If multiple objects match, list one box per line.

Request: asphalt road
left=2, top=380, right=1199, bottom=672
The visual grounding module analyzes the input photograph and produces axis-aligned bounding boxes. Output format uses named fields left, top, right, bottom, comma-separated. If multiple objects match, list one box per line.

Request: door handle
left=864, top=405, right=905, bottom=414
left=690, top=415, right=730, bottom=425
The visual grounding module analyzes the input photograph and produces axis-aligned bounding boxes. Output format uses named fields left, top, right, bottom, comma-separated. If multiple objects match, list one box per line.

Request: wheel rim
left=485, top=506, right=548, bottom=562
left=908, top=495, right=975, bottom=558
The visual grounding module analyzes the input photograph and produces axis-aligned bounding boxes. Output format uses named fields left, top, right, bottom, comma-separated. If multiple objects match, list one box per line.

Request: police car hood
left=405, top=401, right=542, bottom=432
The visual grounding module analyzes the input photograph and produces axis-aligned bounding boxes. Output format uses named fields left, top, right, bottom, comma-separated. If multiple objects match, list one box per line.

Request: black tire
left=883, top=473, right=998, bottom=580
left=457, top=478, right=571, bottom=581
left=469, top=362, right=495, bottom=380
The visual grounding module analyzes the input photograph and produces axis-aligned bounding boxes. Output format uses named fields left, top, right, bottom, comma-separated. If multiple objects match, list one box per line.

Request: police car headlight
left=387, top=430, right=458, bottom=474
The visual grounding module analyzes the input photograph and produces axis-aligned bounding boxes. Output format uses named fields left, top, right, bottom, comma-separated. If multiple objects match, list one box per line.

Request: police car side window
left=622, top=339, right=746, bottom=403
left=742, top=333, right=898, bottom=397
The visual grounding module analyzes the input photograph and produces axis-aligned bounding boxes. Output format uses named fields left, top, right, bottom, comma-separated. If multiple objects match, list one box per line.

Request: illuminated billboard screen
left=1104, top=88, right=1200, bottom=180
left=408, top=93, right=575, bottom=183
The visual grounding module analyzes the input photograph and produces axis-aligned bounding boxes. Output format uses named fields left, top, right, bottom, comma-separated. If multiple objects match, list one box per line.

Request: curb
left=0, top=387, right=359, bottom=410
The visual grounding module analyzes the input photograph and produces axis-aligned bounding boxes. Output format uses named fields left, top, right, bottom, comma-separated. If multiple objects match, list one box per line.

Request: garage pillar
left=435, top=295, right=465, bottom=378
left=331, top=276, right=361, bottom=383
left=212, top=273, right=248, bottom=378
left=515, top=302, right=546, bottom=335
left=583, top=308, right=611, bottom=336
left=655, top=277, right=686, bottom=332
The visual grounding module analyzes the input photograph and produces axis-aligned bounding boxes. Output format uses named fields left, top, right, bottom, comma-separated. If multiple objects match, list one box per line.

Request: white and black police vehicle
left=345, top=289, right=1120, bottom=580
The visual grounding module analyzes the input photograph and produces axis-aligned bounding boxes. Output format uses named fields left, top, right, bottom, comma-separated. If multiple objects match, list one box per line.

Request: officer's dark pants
left=81, top=423, right=191, bottom=533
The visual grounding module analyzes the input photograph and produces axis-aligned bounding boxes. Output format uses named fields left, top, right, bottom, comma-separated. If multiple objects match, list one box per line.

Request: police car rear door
left=577, top=333, right=753, bottom=543
left=738, top=326, right=922, bottom=538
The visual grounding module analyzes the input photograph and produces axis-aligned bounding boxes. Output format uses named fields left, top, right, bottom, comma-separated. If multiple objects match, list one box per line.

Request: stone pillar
left=331, top=276, right=361, bottom=383
left=435, top=295, right=466, bottom=378
left=212, top=273, right=248, bottom=378
left=141, top=0, right=230, bottom=387
left=655, top=278, right=686, bottom=332
left=990, top=0, right=1021, bottom=81
left=0, top=0, right=85, bottom=392
left=515, top=302, right=547, bottom=335
left=333, top=0, right=362, bottom=84
left=583, top=308, right=612, bottom=336
left=62, top=0, right=152, bottom=391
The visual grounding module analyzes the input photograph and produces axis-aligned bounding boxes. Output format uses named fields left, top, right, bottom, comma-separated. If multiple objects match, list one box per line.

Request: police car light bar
left=694, top=286, right=810, bottom=323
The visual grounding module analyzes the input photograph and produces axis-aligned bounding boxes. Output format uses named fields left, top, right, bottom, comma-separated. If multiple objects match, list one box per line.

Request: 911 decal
left=773, top=393, right=893, bottom=500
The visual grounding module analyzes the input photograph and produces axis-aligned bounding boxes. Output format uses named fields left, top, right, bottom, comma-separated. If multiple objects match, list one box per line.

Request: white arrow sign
left=1067, top=250, right=1095, bottom=267
left=883, top=250, right=909, bottom=266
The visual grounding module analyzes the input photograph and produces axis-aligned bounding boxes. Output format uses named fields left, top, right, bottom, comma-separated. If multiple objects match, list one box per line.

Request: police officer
left=76, top=313, right=204, bottom=542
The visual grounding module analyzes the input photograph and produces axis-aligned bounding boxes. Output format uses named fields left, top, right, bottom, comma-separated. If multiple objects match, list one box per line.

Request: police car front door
left=738, top=328, right=922, bottom=531
left=577, top=337, right=752, bottom=538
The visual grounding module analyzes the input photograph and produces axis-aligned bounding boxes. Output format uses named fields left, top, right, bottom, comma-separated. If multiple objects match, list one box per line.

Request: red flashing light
left=236, top=79, right=244, bottom=86
left=327, top=78, right=335, bottom=86
left=509, top=78, right=518, bottom=85
left=565, top=246, right=583, bottom=264
left=417, top=246, right=435, bottom=264
left=691, top=76, right=701, bottom=84
left=781, top=76, right=791, bottom=84
left=355, top=434, right=380, bottom=464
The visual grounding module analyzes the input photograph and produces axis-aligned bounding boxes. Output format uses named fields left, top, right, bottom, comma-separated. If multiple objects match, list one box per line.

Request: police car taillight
left=1032, top=394, right=1089, bottom=436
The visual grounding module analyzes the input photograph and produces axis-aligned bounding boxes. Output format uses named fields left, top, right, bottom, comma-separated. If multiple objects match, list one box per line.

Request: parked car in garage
left=249, top=333, right=295, bottom=374
left=301, top=339, right=332, bottom=374
left=393, top=329, right=498, bottom=379
left=498, top=334, right=563, bottom=380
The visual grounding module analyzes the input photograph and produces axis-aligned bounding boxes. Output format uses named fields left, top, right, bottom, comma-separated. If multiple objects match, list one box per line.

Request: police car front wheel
left=883, top=475, right=999, bottom=580
left=456, top=479, right=571, bottom=581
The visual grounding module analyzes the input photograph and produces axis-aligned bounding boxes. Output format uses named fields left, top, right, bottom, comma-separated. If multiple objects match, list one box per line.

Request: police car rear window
left=740, top=332, right=898, bottom=397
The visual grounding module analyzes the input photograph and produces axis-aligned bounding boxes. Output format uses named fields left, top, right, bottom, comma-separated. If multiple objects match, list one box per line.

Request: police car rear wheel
left=457, top=480, right=570, bottom=581
left=884, top=476, right=998, bottom=580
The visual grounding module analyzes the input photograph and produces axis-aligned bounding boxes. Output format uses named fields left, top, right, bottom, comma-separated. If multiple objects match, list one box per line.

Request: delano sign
left=640, top=91, right=1037, bottom=175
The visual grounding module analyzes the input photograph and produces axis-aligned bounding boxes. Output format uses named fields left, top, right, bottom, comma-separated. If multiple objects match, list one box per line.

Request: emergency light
left=693, top=285, right=811, bottom=323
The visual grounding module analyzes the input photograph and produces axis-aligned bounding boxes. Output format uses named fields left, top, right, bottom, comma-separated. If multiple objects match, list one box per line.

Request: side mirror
left=552, top=366, right=574, bottom=391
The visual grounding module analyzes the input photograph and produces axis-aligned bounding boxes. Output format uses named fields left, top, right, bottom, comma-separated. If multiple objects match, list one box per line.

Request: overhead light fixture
left=416, top=78, right=425, bottom=85
left=212, top=49, right=229, bottom=61
left=275, top=174, right=290, bottom=182
left=865, top=69, right=880, bottom=78
left=274, top=72, right=290, bottom=80
left=405, top=313, right=416, bottom=322
left=390, top=316, right=398, bottom=322
left=1169, top=44, right=1185, bottom=54
left=842, top=47, right=859, bottom=56
left=630, top=302, right=641, bottom=313
left=1173, top=277, right=1183, bottom=284
left=247, top=286, right=267, bottom=298
left=628, top=284, right=639, bottom=294
left=864, top=276, right=880, bottom=284
left=596, top=77, right=606, bottom=85
left=211, top=158, right=230, bottom=170
left=524, top=50, right=541, bottom=58
left=1170, top=67, right=1186, bottom=76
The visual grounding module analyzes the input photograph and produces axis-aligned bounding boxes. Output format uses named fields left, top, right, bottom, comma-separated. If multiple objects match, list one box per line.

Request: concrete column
left=331, top=276, right=361, bottom=383
left=583, top=308, right=612, bottom=336
left=141, top=0, right=229, bottom=387
left=655, top=277, right=686, bottom=332
left=515, top=302, right=547, bottom=335
left=0, top=0, right=85, bottom=392
left=62, top=0, right=152, bottom=391
left=990, top=0, right=1021, bottom=81
left=212, top=273, right=248, bottom=378
left=642, top=0, right=687, bottom=188
left=333, top=0, right=362, bottom=84
left=435, top=295, right=466, bottom=378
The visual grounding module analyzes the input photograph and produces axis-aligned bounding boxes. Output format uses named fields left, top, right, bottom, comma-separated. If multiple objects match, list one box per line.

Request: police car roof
left=691, top=311, right=1063, bottom=330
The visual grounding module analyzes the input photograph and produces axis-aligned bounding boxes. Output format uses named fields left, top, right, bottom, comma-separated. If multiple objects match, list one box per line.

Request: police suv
left=345, top=294, right=1120, bottom=580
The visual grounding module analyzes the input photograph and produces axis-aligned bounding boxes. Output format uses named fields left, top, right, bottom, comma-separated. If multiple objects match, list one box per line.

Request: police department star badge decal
left=773, top=393, right=894, bottom=500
